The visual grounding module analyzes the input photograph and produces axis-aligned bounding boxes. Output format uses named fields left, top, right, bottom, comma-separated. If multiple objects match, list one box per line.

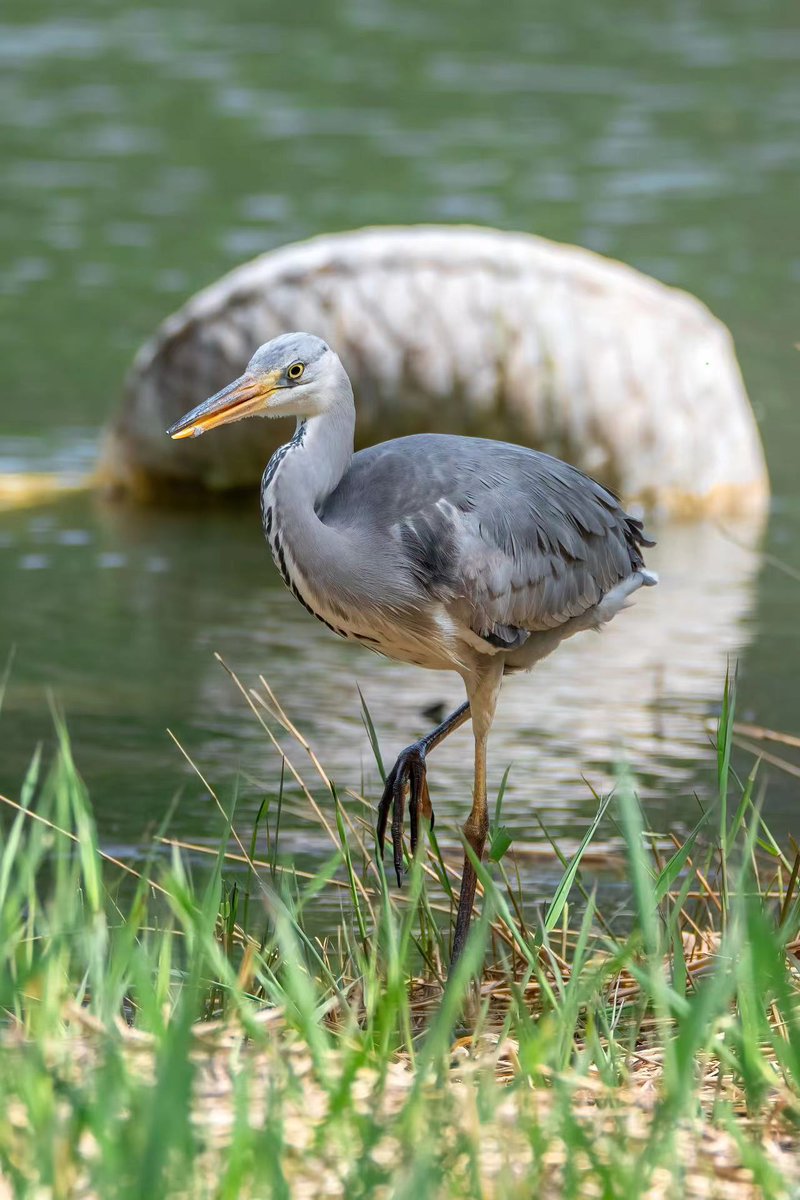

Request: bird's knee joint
left=463, top=811, right=488, bottom=851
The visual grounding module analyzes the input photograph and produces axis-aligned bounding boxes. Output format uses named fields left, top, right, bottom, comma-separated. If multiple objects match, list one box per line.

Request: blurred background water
left=1, top=0, right=798, bottom=904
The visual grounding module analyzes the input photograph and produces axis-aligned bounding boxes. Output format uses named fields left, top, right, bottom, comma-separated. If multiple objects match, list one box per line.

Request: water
left=1, top=0, right=799, bottom=905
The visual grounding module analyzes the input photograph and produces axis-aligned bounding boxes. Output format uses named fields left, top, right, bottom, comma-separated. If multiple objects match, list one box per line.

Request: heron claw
left=376, top=742, right=433, bottom=886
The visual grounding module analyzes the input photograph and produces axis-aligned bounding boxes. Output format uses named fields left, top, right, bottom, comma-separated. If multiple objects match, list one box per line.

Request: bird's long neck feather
left=261, top=385, right=356, bottom=609
left=265, top=389, right=355, bottom=510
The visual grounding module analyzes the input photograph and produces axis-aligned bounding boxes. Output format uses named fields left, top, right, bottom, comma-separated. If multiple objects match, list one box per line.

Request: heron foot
left=376, top=742, right=433, bottom=886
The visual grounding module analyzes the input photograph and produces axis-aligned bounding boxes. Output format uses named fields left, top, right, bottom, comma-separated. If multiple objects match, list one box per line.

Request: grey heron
left=168, top=332, right=657, bottom=966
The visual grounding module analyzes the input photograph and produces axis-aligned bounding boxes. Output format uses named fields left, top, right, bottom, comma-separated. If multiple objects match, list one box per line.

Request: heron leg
left=450, top=667, right=503, bottom=968
left=376, top=700, right=471, bottom=885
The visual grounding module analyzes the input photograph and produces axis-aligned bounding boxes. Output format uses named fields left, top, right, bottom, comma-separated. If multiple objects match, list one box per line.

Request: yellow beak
left=167, top=371, right=276, bottom=440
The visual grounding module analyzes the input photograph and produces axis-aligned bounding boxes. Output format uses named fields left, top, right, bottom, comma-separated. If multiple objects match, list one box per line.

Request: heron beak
left=167, top=371, right=277, bottom=440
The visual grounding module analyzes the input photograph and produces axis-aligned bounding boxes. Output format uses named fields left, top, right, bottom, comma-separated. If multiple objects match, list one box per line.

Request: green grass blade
left=654, top=807, right=711, bottom=904
left=357, top=685, right=386, bottom=782
left=544, top=791, right=612, bottom=934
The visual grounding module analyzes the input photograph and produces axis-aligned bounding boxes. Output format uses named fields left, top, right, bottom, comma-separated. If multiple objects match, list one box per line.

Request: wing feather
left=319, top=433, right=653, bottom=646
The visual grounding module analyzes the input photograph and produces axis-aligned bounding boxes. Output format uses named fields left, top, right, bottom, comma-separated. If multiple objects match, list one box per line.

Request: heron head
left=167, top=332, right=341, bottom=440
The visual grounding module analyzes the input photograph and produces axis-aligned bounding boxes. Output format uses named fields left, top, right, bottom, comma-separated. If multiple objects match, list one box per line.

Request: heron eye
left=287, top=362, right=305, bottom=381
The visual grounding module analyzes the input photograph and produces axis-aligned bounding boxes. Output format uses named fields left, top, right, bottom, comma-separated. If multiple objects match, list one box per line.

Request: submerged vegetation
left=0, top=667, right=799, bottom=1199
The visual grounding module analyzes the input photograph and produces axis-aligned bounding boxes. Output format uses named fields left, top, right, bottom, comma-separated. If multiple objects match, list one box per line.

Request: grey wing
left=320, top=434, right=654, bottom=647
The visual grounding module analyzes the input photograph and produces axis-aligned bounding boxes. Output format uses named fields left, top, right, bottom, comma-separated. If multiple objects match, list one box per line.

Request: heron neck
left=262, top=395, right=355, bottom=530
left=295, top=400, right=355, bottom=506
left=261, top=394, right=359, bottom=617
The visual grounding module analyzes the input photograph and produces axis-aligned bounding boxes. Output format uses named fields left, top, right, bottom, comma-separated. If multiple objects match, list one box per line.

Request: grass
left=0, top=667, right=799, bottom=1199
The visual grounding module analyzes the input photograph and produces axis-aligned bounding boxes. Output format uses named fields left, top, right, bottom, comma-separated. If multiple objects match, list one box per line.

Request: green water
left=1, top=0, right=799, bottom=905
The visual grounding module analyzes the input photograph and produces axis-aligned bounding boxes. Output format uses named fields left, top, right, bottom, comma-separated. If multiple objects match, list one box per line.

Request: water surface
left=1, top=0, right=799, bottom=905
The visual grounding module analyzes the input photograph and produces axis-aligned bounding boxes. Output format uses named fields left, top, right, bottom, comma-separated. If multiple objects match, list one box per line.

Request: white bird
left=169, top=332, right=657, bottom=965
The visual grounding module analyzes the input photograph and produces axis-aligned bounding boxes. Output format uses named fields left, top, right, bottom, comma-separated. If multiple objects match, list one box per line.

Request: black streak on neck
left=260, top=420, right=306, bottom=531
left=259, top=420, right=348, bottom=639
left=261, top=420, right=307, bottom=494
